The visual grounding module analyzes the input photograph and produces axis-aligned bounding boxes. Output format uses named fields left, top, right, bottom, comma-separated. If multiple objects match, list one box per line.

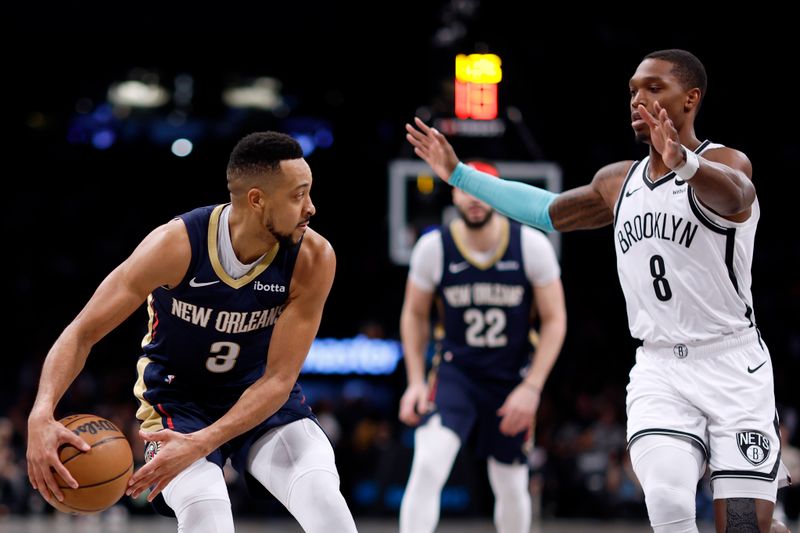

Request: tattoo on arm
left=549, top=186, right=614, bottom=232
left=725, top=498, right=759, bottom=532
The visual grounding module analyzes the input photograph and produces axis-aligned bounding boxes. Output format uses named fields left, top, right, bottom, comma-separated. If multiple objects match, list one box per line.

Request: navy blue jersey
left=140, top=204, right=301, bottom=398
left=134, top=204, right=318, bottom=517
left=437, top=219, right=534, bottom=382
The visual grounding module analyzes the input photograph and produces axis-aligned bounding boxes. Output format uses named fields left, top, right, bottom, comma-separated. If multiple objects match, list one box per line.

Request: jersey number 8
left=649, top=254, right=673, bottom=302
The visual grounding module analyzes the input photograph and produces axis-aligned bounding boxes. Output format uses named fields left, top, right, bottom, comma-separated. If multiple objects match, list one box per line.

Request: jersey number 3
left=650, top=255, right=673, bottom=302
left=206, top=341, right=241, bottom=373
left=464, top=308, right=508, bottom=348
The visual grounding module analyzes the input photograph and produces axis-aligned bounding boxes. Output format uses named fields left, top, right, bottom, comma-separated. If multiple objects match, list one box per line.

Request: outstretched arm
left=549, top=161, right=632, bottom=231
left=406, top=118, right=629, bottom=232
left=27, top=219, right=190, bottom=505
left=128, top=229, right=336, bottom=501
left=639, top=102, right=755, bottom=219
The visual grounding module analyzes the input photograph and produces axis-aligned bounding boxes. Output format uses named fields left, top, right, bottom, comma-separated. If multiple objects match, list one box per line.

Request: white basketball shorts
left=626, top=329, right=790, bottom=500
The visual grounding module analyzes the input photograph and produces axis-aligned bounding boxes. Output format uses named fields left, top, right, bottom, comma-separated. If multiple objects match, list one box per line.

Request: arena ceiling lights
left=222, top=76, right=284, bottom=111
left=108, top=79, right=170, bottom=108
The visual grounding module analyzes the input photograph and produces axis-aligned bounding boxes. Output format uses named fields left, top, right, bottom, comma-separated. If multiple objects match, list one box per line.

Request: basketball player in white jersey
left=405, top=49, right=791, bottom=532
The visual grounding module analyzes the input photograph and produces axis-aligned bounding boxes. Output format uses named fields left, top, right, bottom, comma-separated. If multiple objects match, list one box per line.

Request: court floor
left=1, top=516, right=728, bottom=533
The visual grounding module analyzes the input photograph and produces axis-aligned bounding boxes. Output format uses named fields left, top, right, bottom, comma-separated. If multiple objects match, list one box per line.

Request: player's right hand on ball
left=399, top=382, right=431, bottom=426
left=26, top=414, right=91, bottom=504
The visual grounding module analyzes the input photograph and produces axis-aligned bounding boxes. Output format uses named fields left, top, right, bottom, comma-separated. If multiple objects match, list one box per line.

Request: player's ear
left=247, top=187, right=266, bottom=210
left=684, top=88, right=701, bottom=113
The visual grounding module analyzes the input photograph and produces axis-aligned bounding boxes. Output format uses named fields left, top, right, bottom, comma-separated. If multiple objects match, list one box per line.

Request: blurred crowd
left=3, top=359, right=798, bottom=524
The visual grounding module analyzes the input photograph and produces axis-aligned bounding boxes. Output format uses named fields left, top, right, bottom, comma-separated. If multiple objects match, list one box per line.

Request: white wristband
left=673, top=146, right=700, bottom=181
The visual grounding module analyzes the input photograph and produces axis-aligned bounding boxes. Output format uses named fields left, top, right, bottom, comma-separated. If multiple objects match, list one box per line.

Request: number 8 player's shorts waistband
left=642, top=328, right=762, bottom=360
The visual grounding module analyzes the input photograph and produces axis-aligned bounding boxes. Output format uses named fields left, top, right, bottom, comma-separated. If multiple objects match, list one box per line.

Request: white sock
left=399, top=415, right=461, bottom=533
left=247, top=418, right=357, bottom=533
left=630, top=435, right=704, bottom=533
left=487, top=457, right=531, bottom=533
left=287, top=469, right=355, bottom=532
left=176, top=499, right=235, bottom=533
left=162, top=458, right=233, bottom=533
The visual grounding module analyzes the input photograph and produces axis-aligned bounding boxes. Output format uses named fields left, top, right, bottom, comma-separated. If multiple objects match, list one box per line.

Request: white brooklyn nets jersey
left=613, top=141, right=759, bottom=344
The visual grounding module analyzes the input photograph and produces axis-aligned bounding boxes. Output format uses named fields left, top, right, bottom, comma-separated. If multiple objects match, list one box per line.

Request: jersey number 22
left=464, top=308, right=508, bottom=347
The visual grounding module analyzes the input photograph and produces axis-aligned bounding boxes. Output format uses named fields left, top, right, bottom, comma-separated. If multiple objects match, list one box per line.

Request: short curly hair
left=644, top=49, right=707, bottom=106
left=227, top=131, right=303, bottom=177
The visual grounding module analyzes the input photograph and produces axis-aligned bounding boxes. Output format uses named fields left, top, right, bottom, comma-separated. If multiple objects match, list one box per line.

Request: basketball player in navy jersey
left=398, top=161, right=567, bottom=533
left=406, top=50, right=791, bottom=533
left=26, top=132, right=357, bottom=532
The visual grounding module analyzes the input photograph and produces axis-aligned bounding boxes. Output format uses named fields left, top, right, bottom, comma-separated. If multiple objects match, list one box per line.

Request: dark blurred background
left=4, top=4, right=798, bottom=525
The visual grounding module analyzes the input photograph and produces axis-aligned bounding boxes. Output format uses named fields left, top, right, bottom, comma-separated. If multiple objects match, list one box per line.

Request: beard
left=634, top=131, right=651, bottom=145
left=458, top=207, right=494, bottom=229
left=266, top=219, right=299, bottom=247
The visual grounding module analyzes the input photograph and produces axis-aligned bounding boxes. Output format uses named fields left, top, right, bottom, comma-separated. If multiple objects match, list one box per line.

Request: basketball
left=50, top=414, right=134, bottom=515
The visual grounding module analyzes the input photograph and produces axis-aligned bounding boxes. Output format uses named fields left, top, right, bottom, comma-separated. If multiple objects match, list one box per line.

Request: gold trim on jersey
left=207, top=204, right=280, bottom=289
left=426, top=353, right=441, bottom=405
left=434, top=297, right=447, bottom=339
left=450, top=216, right=510, bottom=270
left=133, top=357, right=164, bottom=432
left=140, top=294, right=156, bottom=348
left=528, top=328, right=540, bottom=350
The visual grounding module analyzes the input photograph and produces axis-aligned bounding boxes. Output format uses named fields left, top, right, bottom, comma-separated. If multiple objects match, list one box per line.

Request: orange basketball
left=50, top=414, right=134, bottom=515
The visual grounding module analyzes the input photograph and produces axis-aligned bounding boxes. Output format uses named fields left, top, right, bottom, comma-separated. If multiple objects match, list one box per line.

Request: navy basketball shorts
left=428, top=361, right=529, bottom=464
left=134, top=357, right=317, bottom=515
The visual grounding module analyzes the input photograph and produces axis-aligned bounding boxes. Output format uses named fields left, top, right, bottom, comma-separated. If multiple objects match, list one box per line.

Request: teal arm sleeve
left=449, top=162, right=558, bottom=232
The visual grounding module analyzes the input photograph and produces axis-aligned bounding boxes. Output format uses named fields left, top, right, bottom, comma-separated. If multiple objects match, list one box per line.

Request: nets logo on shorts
left=736, top=430, right=770, bottom=466
left=673, top=344, right=689, bottom=358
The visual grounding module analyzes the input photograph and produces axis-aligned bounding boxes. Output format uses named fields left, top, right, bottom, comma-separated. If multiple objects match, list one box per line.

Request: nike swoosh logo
left=496, top=260, right=520, bottom=271
left=747, top=361, right=767, bottom=374
left=625, top=187, right=642, bottom=197
left=189, top=277, right=220, bottom=287
left=448, top=262, right=470, bottom=274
